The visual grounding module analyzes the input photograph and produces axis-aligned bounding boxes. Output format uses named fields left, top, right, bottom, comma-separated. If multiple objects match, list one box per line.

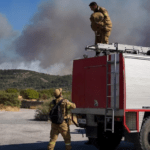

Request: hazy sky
left=0, top=0, right=42, bottom=31
left=0, top=0, right=149, bottom=75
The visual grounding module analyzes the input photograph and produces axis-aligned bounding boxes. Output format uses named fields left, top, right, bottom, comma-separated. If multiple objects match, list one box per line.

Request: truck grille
left=126, top=112, right=137, bottom=130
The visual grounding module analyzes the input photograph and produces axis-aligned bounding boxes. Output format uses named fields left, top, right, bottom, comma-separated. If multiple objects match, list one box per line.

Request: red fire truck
left=71, top=43, right=150, bottom=150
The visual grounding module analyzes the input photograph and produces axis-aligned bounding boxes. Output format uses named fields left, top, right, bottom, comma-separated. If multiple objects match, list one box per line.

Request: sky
left=0, top=0, right=42, bottom=31
left=0, top=0, right=150, bottom=75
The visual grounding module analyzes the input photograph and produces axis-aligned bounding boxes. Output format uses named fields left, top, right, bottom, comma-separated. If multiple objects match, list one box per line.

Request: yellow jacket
left=94, top=6, right=112, bottom=31
left=90, top=12, right=104, bottom=32
left=49, top=97, right=76, bottom=120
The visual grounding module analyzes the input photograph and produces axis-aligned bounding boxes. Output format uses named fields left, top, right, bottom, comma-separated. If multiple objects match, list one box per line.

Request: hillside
left=0, top=69, right=72, bottom=90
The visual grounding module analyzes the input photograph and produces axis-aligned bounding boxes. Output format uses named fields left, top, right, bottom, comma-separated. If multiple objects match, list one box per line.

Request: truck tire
left=97, top=132, right=122, bottom=150
left=137, top=117, right=150, bottom=150
left=94, top=122, right=123, bottom=150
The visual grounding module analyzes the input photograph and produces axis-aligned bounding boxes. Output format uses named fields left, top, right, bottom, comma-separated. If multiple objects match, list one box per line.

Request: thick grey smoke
left=2, top=0, right=149, bottom=75
left=0, top=13, right=17, bottom=63
left=136, top=1, right=150, bottom=47
left=105, top=0, right=144, bottom=45
left=13, top=0, right=93, bottom=75
left=0, top=13, right=16, bottom=40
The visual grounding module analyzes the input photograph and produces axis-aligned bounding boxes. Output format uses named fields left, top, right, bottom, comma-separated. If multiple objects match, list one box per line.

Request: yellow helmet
left=54, top=88, right=62, bottom=97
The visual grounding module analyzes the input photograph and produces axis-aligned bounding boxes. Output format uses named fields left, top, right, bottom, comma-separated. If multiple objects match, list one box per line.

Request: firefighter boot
left=85, top=140, right=92, bottom=145
left=84, top=138, right=92, bottom=145
left=47, top=141, right=56, bottom=150
left=96, top=51, right=100, bottom=56
left=65, top=144, right=72, bottom=150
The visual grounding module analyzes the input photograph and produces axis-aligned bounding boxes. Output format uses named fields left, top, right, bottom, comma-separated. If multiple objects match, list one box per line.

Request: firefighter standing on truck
left=47, top=88, right=76, bottom=150
left=89, top=2, right=112, bottom=44
left=89, top=2, right=112, bottom=56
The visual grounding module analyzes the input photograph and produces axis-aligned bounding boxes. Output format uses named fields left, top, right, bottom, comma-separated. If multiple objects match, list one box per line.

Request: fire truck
left=71, top=43, right=150, bottom=150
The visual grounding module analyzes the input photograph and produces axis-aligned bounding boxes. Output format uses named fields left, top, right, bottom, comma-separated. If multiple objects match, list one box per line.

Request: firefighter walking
left=89, top=2, right=112, bottom=46
left=47, top=88, right=76, bottom=150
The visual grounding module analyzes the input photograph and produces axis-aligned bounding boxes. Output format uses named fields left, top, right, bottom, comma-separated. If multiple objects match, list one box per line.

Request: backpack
left=49, top=99, right=64, bottom=124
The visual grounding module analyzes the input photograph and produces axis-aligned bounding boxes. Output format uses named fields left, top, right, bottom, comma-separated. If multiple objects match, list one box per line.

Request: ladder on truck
left=105, top=53, right=118, bottom=133
left=85, top=43, right=150, bottom=55
left=85, top=43, right=150, bottom=133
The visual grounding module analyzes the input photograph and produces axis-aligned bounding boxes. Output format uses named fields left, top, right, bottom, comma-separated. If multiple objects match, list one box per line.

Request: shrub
left=34, top=91, right=72, bottom=121
left=0, top=90, right=5, bottom=94
left=20, top=89, right=39, bottom=99
left=0, top=91, right=21, bottom=107
left=62, top=91, right=72, bottom=101
left=38, top=88, right=54, bottom=100
left=20, top=90, right=26, bottom=98
left=6, top=88, right=18, bottom=93
left=35, top=99, right=52, bottom=121
left=39, top=93, right=48, bottom=100
left=42, top=94, right=47, bottom=100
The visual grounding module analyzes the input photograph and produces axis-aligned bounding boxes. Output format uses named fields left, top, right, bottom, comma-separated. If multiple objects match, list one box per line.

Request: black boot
left=84, top=138, right=93, bottom=145
left=96, top=52, right=100, bottom=57
left=85, top=140, right=92, bottom=145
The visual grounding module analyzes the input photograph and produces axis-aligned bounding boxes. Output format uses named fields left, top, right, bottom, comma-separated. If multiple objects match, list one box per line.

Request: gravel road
left=0, top=109, right=135, bottom=150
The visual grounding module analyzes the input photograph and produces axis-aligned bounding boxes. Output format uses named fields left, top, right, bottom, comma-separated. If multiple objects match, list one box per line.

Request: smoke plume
left=136, top=1, right=150, bottom=47
left=13, top=0, right=93, bottom=75
left=0, top=13, right=16, bottom=40
left=1, top=0, right=150, bottom=75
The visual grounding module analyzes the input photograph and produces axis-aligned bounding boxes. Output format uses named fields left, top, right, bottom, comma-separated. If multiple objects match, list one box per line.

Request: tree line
left=0, top=88, right=72, bottom=108
left=0, top=69, right=72, bottom=90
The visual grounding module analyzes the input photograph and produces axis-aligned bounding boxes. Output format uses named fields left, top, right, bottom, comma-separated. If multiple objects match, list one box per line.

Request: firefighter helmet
left=54, top=88, right=62, bottom=97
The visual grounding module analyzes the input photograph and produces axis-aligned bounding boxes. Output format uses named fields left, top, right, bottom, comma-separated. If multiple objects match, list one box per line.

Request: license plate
left=78, top=119, right=86, bottom=124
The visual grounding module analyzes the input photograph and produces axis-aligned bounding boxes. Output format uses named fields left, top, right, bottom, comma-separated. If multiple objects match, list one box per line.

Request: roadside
left=0, top=109, right=90, bottom=147
left=0, top=104, right=20, bottom=111
left=0, top=109, right=135, bottom=150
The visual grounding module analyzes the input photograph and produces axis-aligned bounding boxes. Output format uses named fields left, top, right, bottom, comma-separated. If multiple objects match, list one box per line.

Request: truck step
left=106, top=108, right=114, bottom=110
left=107, top=83, right=119, bottom=86
left=105, top=129, right=114, bottom=132
left=107, top=84, right=112, bottom=86
left=107, top=95, right=119, bottom=98
left=107, top=72, right=119, bottom=74
left=105, top=117, right=112, bottom=119
left=130, top=130, right=138, bottom=133
left=107, top=61, right=119, bottom=64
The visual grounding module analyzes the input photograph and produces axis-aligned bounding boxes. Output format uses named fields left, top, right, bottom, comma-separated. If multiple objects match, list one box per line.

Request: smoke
left=104, top=0, right=145, bottom=45
left=136, top=1, right=150, bottom=47
left=1, top=0, right=150, bottom=75
left=0, top=13, right=16, bottom=40
left=13, top=0, right=93, bottom=75
left=0, top=13, right=18, bottom=63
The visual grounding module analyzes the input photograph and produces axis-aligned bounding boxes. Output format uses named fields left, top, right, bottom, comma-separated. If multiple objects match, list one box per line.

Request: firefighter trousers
left=47, top=121, right=72, bottom=150
left=95, top=29, right=111, bottom=44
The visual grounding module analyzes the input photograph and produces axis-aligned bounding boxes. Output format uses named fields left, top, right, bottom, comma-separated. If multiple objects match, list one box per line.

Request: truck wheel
left=93, top=131, right=122, bottom=150
left=93, top=122, right=123, bottom=150
left=138, top=117, right=150, bottom=150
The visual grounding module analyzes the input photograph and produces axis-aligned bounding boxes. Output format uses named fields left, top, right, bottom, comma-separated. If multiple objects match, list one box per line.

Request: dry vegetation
left=0, top=87, right=73, bottom=124
left=0, top=104, right=20, bottom=111
left=34, top=92, right=72, bottom=121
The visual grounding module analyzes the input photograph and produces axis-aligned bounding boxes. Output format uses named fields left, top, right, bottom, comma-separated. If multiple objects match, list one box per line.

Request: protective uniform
left=47, top=88, right=76, bottom=150
left=90, top=6, right=112, bottom=44
left=90, top=12, right=104, bottom=32
left=90, top=12, right=104, bottom=46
